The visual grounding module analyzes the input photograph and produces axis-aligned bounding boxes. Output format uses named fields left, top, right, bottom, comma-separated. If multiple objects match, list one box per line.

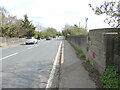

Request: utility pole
left=85, top=17, right=88, bottom=31
left=79, top=22, right=80, bottom=28
left=0, top=13, right=2, bottom=32
left=0, top=13, right=2, bottom=26
left=117, top=0, right=120, bottom=56
left=118, top=0, right=120, bottom=28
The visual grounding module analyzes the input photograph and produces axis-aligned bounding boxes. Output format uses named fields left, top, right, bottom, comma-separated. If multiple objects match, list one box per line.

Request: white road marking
left=46, top=41, right=62, bottom=88
left=27, top=47, right=34, bottom=49
left=0, top=43, right=40, bottom=61
left=61, top=41, right=64, bottom=64
left=0, top=52, right=19, bottom=61
left=27, top=44, right=38, bottom=50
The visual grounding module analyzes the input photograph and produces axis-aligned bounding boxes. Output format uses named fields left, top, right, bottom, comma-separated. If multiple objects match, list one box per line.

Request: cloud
left=0, top=0, right=112, bottom=31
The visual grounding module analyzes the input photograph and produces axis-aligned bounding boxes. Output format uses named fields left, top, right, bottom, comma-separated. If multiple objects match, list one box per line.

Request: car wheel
left=36, top=41, right=38, bottom=44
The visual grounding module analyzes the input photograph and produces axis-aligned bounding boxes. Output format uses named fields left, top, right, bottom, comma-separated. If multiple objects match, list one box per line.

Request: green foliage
left=62, top=24, right=87, bottom=37
left=21, top=14, right=36, bottom=37
left=0, top=7, right=61, bottom=38
left=57, top=32, right=63, bottom=36
left=34, top=31, right=41, bottom=39
left=100, top=65, right=120, bottom=88
left=0, top=7, right=36, bottom=38
left=1, top=25, right=18, bottom=37
left=40, top=27, right=57, bottom=38
left=69, top=41, right=86, bottom=59
left=89, top=1, right=120, bottom=27
left=82, top=59, right=97, bottom=73
left=76, top=49, right=86, bottom=58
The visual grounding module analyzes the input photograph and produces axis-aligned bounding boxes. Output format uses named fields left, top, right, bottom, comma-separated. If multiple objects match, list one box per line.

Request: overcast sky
left=0, top=0, right=113, bottom=31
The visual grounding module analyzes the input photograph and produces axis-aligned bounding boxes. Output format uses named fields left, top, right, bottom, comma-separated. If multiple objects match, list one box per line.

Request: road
left=0, top=37, right=62, bottom=88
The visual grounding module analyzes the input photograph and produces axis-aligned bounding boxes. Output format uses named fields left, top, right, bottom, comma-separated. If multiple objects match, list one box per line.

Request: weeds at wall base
left=68, top=41, right=103, bottom=88
left=76, top=49, right=86, bottom=59
left=69, top=41, right=120, bottom=88
left=68, top=41, right=86, bottom=60
left=82, top=59, right=103, bottom=88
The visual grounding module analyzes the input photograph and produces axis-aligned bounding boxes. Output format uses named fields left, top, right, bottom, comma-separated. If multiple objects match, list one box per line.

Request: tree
left=0, top=7, right=9, bottom=25
left=40, top=27, right=58, bottom=38
left=62, top=24, right=87, bottom=37
left=6, top=15, right=17, bottom=25
left=21, top=14, right=36, bottom=37
left=0, top=7, right=22, bottom=37
left=0, top=7, right=36, bottom=38
left=45, top=27, right=57, bottom=36
left=89, top=0, right=120, bottom=61
left=89, top=0, right=120, bottom=28
left=35, top=22, right=44, bottom=31
left=57, top=32, right=63, bottom=36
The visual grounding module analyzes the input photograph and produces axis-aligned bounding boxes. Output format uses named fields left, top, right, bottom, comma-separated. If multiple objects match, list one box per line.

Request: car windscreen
left=26, top=37, right=32, bottom=39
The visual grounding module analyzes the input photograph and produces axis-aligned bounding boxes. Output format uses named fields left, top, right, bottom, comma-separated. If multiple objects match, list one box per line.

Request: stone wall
left=88, top=30, right=106, bottom=73
left=0, top=37, right=25, bottom=47
left=105, top=33, right=120, bottom=70
left=67, top=28, right=120, bottom=73
left=67, top=35, right=87, bottom=57
left=88, top=28, right=120, bottom=73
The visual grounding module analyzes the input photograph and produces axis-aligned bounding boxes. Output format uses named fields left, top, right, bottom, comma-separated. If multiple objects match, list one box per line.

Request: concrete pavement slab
left=59, top=40, right=96, bottom=88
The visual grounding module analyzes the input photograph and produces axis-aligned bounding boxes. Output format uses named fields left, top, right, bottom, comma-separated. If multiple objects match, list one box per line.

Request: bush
left=100, top=65, right=120, bottom=88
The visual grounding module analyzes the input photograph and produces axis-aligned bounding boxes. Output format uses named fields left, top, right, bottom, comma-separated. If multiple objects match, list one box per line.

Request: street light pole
left=118, top=0, right=120, bottom=28
left=117, top=0, right=120, bottom=56
left=85, top=17, right=88, bottom=31
left=79, top=22, right=80, bottom=28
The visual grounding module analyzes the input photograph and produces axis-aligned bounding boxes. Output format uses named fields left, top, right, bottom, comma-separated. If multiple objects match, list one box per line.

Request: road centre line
left=27, top=43, right=40, bottom=49
left=1, top=45, right=38, bottom=61
left=27, top=47, right=34, bottom=49
left=0, top=52, right=19, bottom=61
left=1, top=43, right=40, bottom=61
left=1, top=40, right=57, bottom=61
left=27, top=45, right=38, bottom=49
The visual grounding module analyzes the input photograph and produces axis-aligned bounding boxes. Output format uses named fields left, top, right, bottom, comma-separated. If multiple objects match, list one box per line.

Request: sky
left=0, top=0, right=113, bottom=31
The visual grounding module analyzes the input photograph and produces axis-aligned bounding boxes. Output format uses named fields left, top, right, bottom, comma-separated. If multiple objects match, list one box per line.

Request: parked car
left=52, top=36, right=56, bottom=38
left=25, top=37, right=38, bottom=44
left=46, top=36, right=51, bottom=40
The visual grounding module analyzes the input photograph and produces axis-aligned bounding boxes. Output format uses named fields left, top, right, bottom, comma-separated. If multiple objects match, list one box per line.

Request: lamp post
left=85, top=17, right=88, bottom=31
left=117, top=0, right=120, bottom=56
left=118, top=0, right=120, bottom=28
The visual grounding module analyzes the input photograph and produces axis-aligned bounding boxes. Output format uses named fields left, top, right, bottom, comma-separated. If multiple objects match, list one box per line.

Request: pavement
left=59, top=40, right=96, bottom=88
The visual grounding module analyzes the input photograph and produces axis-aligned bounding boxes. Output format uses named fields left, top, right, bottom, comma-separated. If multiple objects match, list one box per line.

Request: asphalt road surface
left=0, top=37, right=62, bottom=88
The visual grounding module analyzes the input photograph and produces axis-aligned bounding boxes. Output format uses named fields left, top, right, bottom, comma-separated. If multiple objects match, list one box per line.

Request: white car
left=25, top=37, right=38, bottom=44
